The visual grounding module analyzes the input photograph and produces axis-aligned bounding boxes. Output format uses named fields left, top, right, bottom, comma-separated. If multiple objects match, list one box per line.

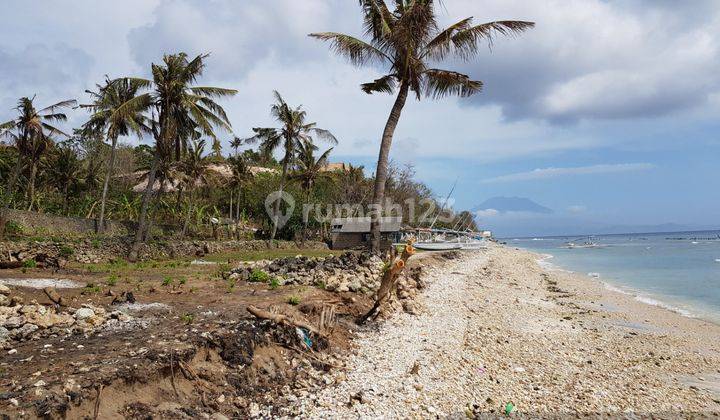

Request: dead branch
left=246, top=305, right=324, bottom=337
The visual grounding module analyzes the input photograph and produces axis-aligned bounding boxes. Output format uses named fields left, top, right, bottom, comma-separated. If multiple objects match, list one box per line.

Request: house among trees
left=330, top=216, right=402, bottom=250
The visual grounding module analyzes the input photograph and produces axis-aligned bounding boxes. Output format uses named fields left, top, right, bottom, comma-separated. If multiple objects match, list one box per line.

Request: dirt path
left=285, top=246, right=720, bottom=418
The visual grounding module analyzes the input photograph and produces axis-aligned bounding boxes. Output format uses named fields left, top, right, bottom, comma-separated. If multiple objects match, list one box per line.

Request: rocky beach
left=283, top=244, right=720, bottom=418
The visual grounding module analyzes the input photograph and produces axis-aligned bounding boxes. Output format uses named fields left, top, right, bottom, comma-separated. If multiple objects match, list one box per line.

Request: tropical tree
left=81, top=77, right=149, bottom=233
left=227, top=154, right=252, bottom=222
left=244, top=91, right=337, bottom=240
left=0, top=96, right=75, bottom=237
left=291, top=140, right=334, bottom=240
left=110, top=53, right=236, bottom=259
left=46, top=142, right=82, bottom=215
left=310, top=0, right=533, bottom=252
left=230, top=136, right=243, bottom=157
left=176, top=139, right=211, bottom=237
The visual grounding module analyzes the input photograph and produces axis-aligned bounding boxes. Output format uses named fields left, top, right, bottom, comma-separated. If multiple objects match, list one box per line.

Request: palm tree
left=46, top=142, right=82, bottom=215
left=245, top=91, right=337, bottom=240
left=81, top=77, right=149, bottom=234
left=230, top=136, right=243, bottom=157
left=110, top=53, right=236, bottom=259
left=176, top=139, right=211, bottom=237
left=227, top=155, right=252, bottom=222
left=310, top=1, right=533, bottom=252
left=291, top=141, right=334, bottom=241
left=0, top=96, right=75, bottom=237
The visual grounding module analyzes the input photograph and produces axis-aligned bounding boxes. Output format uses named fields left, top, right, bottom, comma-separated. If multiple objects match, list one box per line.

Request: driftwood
left=43, top=287, right=65, bottom=306
left=358, top=240, right=416, bottom=325
left=246, top=305, right=324, bottom=337
left=0, top=261, right=22, bottom=269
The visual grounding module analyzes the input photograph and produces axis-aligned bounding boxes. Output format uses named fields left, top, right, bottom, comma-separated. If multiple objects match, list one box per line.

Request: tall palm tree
left=291, top=141, right=334, bottom=241
left=46, top=142, right=82, bottom=215
left=230, top=136, right=243, bottom=157
left=81, top=77, right=149, bottom=234
left=245, top=91, right=337, bottom=240
left=0, top=96, right=75, bottom=237
left=110, top=53, right=236, bottom=259
left=176, top=139, right=211, bottom=237
left=227, top=155, right=252, bottom=222
left=310, top=1, right=533, bottom=252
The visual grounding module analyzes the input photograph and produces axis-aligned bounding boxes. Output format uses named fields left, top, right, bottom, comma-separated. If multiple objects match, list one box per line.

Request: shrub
left=269, top=277, right=280, bottom=290
left=59, top=245, right=75, bottom=259
left=91, top=238, right=101, bottom=249
left=249, top=269, right=270, bottom=283
left=178, top=277, right=187, bottom=285
left=107, top=274, right=118, bottom=286
left=22, top=259, right=37, bottom=269
left=84, top=283, right=101, bottom=294
left=226, top=278, right=237, bottom=293
left=287, top=295, right=300, bottom=306
left=181, top=313, right=194, bottom=324
left=4, top=221, right=23, bottom=237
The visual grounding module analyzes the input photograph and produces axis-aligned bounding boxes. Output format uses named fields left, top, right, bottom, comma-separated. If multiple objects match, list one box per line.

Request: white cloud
left=482, top=163, right=655, bottom=183
left=567, top=205, right=587, bottom=214
left=475, top=209, right=500, bottom=218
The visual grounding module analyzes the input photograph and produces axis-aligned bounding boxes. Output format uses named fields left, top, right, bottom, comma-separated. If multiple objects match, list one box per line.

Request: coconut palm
left=227, top=154, right=252, bottom=222
left=110, top=53, right=237, bottom=258
left=176, top=139, right=211, bottom=237
left=46, top=142, right=82, bottom=215
left=291, top=141, right=334, bottom=241
left=81, top=77, right=149, bottom=233
left=310, top=0, right=533, bottom=252
left=244, top=91, right=337, bottom=240
left=0, top=96, right=75, bottom=237
left=230, top=136, right=244, bottom=157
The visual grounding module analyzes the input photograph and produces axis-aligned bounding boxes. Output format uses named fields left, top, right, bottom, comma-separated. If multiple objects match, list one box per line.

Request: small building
left=330, top=217, right=402, bottom=250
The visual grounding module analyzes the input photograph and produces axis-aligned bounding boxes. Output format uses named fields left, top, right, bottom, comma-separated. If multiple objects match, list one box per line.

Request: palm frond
left=189, top=86, right=238, bottom=98
left=311, top=128, right=339, bottom=145
left=37, top=99, right=77, bottom=114
left=422, top=69, right=483, bottom=99
left=361, top=74, right=397, bottom=94
left=431, top=20, right=535, bottom=60
left=309, top=32, right=391, bottom=66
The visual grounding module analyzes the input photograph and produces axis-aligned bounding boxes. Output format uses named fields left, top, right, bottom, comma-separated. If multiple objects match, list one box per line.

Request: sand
left=285, top=244, right=720, bottom=418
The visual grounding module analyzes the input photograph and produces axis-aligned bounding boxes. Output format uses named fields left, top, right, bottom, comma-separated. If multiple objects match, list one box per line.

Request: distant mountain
left=473, top=196, right=553, bottom=214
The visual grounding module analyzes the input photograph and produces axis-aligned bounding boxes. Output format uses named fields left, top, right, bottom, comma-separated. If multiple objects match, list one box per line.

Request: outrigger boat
left=396, top=228, right=488, bottom=251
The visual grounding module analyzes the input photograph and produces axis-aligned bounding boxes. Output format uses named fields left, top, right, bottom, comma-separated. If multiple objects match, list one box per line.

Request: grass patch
left=161, top=276, right=173, bottom=287
left=268, top=277, right=280, bottom=290
left=287, top=295, right=301, bottom=306
left=249, top=269, right=270, bottom=283
left=107, top=274, right=118, bottom=286
left=22, top=259, right=37, bottom=269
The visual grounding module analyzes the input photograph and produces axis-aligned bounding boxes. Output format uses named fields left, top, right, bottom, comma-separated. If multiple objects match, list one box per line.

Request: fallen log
left=43, top=287, right=65, bottom=306
left=0, top=261, right=22, bottom=269
left=246, top=305, right=324, bottom=337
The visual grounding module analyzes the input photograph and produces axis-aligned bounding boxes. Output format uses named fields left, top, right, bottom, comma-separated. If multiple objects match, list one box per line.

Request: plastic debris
left=296, top=327, right=312, bottom=348
left=504, top=402, right=516, bottom=415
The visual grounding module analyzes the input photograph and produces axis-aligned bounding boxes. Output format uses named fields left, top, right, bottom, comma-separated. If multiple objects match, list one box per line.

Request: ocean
left=507, top=230, right=720, bottom=323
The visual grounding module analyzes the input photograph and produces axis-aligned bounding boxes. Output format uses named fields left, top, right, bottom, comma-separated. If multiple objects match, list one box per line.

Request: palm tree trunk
left=181, top=189, right=194, bottom=238
left=270, top=160, right=289, bottom=240
left=229, top=190, right=233, bottom=221
left=236, top=187, right=241, bottom=221
left=129, top=152, right=159, bottom=261
left=97, top=135, right=118, bottom=234
left=26, top=161, right=39, bottom=211
left=62, top=183, right=70, bottom=215
left=370, top=82, right=409, bottom=253
left=0, top=157, right=24, bottom=239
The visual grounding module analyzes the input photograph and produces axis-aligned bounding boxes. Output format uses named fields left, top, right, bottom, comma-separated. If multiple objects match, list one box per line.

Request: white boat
left=413, top=242, right=463, bottom=251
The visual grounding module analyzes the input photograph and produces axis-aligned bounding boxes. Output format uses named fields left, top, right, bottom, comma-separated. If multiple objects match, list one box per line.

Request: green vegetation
left=268, top=277, right=280, bottom=290
left=107, top=273, right=118, bottom=286
left=22, top=259, right=37, bottom=269
left=181, top=313, right=194, bottom=324
left=83, top=282, right=101, bottom=294
left=249, top=269, right=270, bottom=283
left=287, top=295, right=301, bottom=306
left=161, top=276, right=173, bottom=287
left=59, top=245, right=75, bottom=258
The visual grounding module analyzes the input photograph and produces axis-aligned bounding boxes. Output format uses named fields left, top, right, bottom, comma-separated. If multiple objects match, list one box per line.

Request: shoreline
left=530, top=249, right=720, bottom=326
left=285, top=244, right=720, bottom=417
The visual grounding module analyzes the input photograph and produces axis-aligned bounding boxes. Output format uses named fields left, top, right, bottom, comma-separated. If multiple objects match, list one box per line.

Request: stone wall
left=0, top=238, right=329, bottom=264
left=4, top=209, right=135, bottom=237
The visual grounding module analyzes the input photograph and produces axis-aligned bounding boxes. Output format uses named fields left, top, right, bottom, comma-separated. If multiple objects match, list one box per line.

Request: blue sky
left=1, top=0, right=719, bottom=236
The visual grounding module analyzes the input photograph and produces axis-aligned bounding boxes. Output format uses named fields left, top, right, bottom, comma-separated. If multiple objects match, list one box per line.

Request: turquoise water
left=507, top=230, right=720, bottom=323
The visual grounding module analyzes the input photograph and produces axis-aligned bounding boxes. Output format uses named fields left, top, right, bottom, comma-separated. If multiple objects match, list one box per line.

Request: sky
left=1, top=0, right=719, bottom=237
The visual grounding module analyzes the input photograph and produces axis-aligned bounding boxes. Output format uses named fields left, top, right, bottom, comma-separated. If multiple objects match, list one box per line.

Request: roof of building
left=330, top=217, right=402, bottom=233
